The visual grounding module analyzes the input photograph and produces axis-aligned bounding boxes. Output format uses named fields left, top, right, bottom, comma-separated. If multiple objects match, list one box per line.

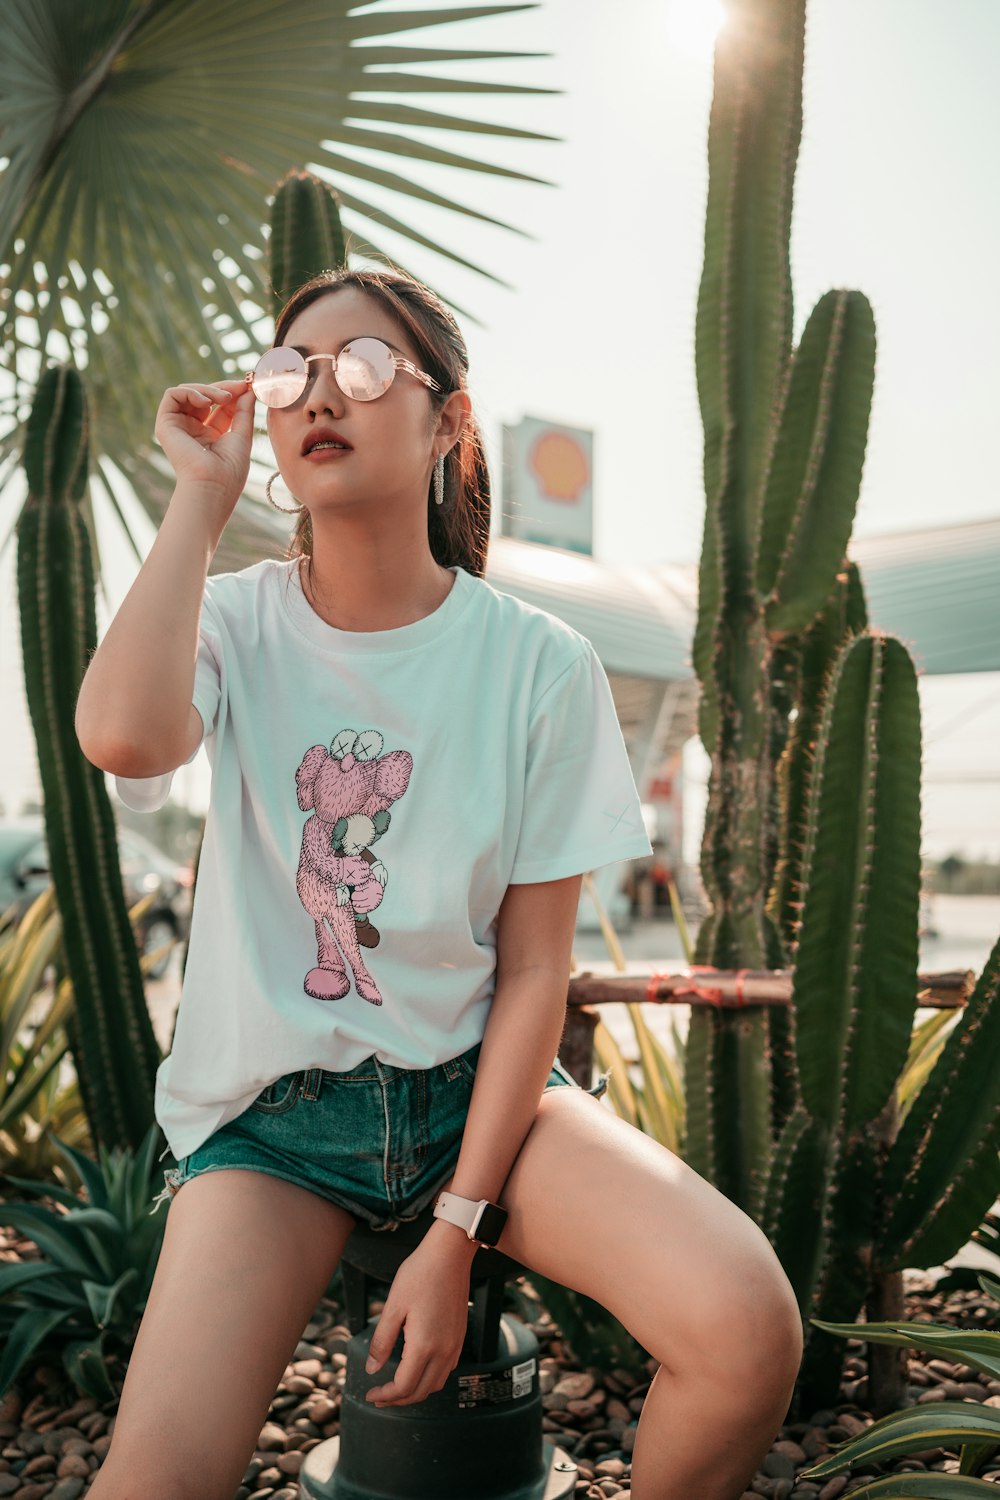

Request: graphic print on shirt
left=295, top=728, right=413, bottom=1007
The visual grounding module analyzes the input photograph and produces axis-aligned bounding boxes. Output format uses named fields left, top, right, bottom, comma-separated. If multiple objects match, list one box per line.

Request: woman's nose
left=307, top=359, right=346, bottom=417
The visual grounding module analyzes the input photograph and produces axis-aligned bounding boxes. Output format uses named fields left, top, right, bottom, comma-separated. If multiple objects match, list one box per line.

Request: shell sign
left=502, top=416, right=594, bottom=554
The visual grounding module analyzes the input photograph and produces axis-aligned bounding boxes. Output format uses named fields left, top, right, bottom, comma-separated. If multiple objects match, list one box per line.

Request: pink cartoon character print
left=295, top=728, right=413, bottom=1006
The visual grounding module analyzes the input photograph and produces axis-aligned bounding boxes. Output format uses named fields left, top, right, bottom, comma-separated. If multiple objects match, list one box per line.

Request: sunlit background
left=2, top=0, right=998, bottom=861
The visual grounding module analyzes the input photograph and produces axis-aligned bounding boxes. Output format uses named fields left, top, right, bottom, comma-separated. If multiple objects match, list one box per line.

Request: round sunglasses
left=245, top=337, right=442, bottom=408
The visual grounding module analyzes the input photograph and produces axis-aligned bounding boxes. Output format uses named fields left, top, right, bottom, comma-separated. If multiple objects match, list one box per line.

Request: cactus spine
left=16, top=366, right=161, bottom=1152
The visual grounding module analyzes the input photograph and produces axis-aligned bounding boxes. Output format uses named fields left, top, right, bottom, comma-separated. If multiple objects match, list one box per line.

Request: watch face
left=475, top=1203, right=508, bottom=1246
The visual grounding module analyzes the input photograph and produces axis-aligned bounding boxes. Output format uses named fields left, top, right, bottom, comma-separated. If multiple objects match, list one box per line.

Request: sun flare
left=665, top=0, right=729, bottom=62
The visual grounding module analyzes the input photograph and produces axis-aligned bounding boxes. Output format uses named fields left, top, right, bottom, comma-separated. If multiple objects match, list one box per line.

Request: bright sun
left=665, top=0, right=729, bottom=62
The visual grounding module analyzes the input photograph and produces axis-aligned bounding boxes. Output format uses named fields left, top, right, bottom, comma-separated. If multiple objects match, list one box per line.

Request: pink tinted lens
left=252, top=347, right=308, bottom=407
left=336, top=338, right=396, bottom=400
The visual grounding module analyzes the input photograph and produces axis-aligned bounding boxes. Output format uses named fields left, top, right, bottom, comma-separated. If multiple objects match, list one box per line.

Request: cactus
left=16, top=365, right=161, bottom=1153
left=687, top=0, right=878, bottom=1218
left=761, top=631, right=923, bottom=1401
left=686, top=0, right=1000, bottom=1418
left=269, top=169, right=347, bottom=317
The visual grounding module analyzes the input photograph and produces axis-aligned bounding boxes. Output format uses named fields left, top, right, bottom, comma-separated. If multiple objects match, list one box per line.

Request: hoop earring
left=266, top=470, right=301, bottom=513
left=433, top=452, right=445, bottom=507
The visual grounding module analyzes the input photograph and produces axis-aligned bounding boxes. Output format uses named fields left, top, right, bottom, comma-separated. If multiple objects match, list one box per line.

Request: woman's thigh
left=94, top=1169, right=357, bottom=1500
left=490, top=1089, right=804, bottom=1385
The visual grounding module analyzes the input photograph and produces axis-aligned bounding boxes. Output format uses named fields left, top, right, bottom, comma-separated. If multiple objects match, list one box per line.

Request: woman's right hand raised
left=154, top=377, right=257, bottom=520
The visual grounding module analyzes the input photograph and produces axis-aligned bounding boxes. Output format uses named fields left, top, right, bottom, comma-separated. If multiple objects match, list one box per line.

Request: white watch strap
left=433, top=1189, right=483, bottom=1239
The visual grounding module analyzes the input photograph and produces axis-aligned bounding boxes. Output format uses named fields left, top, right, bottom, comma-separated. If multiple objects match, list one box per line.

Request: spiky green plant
left=269, top=170, right=349, bottom=318
left=685, top=0, right=1000, bottom=1420
left=686, top=0, right=878, bottom=1228
left=15, top=366, right=162, bottom=1152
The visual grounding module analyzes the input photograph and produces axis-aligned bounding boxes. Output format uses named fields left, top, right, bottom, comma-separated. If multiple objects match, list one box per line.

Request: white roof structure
left=484, top=516, right=1000, bottom=791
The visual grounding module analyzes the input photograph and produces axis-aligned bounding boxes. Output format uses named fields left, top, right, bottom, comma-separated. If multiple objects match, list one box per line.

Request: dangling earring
left=266, top=470, right=301, bottom=512
left=433, top=452, right=445, bottom=507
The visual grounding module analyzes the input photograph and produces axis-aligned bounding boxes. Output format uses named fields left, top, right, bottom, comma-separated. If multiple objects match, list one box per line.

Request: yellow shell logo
left=529, top=430, right=590, bottom=503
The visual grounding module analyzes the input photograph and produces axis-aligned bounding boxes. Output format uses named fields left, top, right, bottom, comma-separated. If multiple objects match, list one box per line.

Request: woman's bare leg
left=486, top=1090, right=805, bottom=1500
left=88, top=1168, right=357, bottom=1500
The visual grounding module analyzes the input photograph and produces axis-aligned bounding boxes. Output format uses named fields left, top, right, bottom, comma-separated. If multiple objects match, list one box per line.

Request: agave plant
left=0, top=1125, right=169, bottom=1402
left=0, top=882, right=176, bottom=1182
left=797, top=1271, right=1000, bottom=1497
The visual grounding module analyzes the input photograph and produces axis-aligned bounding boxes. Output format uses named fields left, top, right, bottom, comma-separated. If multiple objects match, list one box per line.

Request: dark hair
left=271, top=266, right=491, bottom=579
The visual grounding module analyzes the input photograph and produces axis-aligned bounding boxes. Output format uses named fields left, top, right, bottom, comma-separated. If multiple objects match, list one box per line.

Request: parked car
left=0, top=817, right=193, bottom=980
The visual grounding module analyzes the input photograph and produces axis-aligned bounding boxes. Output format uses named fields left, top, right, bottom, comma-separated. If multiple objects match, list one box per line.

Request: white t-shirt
left=116, top=558, right=653, bottom=1160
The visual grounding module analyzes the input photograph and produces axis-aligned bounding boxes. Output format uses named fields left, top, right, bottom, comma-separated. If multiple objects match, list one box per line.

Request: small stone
left=772, top=1482, right=794, bottom=1500
left=291, top=1358, right=323, bottom=1379
left=276, top=1452, right=304, bottom=1476
left=56, top=1456, right=90, bottom=1479
left=817, top=1480, right=848, bottom=1500
left=283, top=1376, right=314, bottom=1395
left=24, top=1456, right=56, bottom=1475
left=49, top=1479, right=85, bottom=1500
left=916, top=1386, right=948, bottom=1403
left=568, top=1400, right=598, bottom=1419
left=836, top=1414, right=869, bottom=1437
left=955, top=1382, right=988, bottom=1399
left=256, top=1467, right=282, bottom=1487
left=0, top=1392, right=21, bottom=1427
left=808, top=1410, right=838, bottom=1427
left=19, top=1485, right=59, bottom=1500
left=773, top=1440, right=807, bottom=1464
left=0, top=1478, right=22, bottom=1497
left=257, top=1424, right=287, bottom=1451
left=556, top=1374, right=596, bottom=1400
left=593, top=1458, right=626, bottom=1479
left=307, top=1396, right=337, bottom=1425
left=763, top=1454, right=796, bottom=1480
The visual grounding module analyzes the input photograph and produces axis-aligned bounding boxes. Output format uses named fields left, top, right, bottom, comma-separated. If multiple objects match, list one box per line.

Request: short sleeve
left=114, top=589, right=224, bottom=814
left=508, top=642, right=654, bottom=884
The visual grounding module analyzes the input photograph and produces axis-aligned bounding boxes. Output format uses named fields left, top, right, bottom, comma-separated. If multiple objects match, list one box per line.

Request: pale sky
left=2, top=0, right=998, bottom=855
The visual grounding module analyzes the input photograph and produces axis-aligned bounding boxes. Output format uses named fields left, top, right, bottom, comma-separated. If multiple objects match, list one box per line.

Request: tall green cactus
left=688, top=0, right=877, bottom=1218
left=761, top=632, right=922, bottom=1401
left=269, top=168, right=347, bottom=317
left=686, top=0, right=1000, bottom=1420
left=16, top=366, right=161, bottom=1152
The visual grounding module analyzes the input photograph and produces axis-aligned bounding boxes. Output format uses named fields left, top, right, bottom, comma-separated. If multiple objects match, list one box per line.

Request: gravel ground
left=1, top=1221, right=998, bottom=1500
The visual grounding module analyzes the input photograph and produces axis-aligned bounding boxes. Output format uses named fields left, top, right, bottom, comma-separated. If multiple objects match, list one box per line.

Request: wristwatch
left=433, top=1189, right=508, bottom=1248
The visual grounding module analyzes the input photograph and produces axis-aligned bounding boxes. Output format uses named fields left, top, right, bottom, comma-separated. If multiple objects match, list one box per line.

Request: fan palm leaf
left=0, top=0, right=560, bottom=568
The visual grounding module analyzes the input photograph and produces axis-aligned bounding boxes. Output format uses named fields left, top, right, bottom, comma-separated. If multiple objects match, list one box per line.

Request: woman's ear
left=437, top=388, right=471, bottom=451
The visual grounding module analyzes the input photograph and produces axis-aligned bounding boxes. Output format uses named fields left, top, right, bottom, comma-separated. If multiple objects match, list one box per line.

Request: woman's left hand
left=364, top=1234, right=474, bottom=1406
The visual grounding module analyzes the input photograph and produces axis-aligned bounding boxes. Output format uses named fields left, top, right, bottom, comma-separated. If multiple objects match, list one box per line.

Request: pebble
left=257, top=1423, right=287, bottom=1451
left=49, top=1480, right=85, bottom=1500
left=817, top=1480, right=847, bottom=1500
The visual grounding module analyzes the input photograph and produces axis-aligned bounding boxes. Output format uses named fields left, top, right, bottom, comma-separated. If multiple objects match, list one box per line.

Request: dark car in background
left=0, top=817, right=193, bottom=980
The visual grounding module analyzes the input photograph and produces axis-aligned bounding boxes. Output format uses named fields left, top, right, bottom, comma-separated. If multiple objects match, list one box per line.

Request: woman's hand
left=364, top=1235, right=474, bottom=1407
left=154, top=377, right=256, bottom=517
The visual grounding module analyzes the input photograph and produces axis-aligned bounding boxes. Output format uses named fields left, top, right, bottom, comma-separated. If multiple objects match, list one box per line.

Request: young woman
left=76, top=267, right=803, bottom=1500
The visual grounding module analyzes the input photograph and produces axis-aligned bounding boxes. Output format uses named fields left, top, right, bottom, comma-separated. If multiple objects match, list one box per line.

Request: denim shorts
left=150, top=1038, right=612, bottom=1231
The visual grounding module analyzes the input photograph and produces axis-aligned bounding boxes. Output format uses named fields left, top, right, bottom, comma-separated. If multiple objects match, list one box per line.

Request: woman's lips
left=303, top=444, right=353, bottom=461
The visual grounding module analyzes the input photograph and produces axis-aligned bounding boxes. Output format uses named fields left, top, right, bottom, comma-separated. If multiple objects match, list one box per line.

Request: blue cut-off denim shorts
left=150, top=1038, right=612, bottom=1232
